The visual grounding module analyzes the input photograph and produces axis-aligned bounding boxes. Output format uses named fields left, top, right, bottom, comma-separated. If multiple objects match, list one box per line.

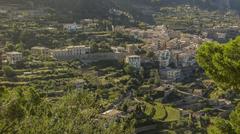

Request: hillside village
left=1, top=23, right=209, bottom=82
left=0, top=1, right=240, bottom=134
left=0, top=20, right=234, bottom=133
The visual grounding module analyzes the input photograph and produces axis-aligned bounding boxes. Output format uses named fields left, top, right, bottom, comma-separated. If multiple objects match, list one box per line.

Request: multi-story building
left=111, top=47, right=125, bottom=53
left=6, top=52, right=23, bottom=64
left=158, top=50, right=171, bottom=68
left=63, top=23, right=78, bottom=32
left=125, top=55, right=141, bottom=69
left=31, top=46, right=50, bottom=59
left=160, top=68, right=182, bottom=81
left=178, top=53, right=195, bottom=67
left=66, top=45, right=90, bottom=56
left=171, top=50, right=182, bottom=67
left=51, top=49, right=67, bottom=59
left=51, top=45, right=91, bottom=59
left=216, top=32, right=226, bottom=39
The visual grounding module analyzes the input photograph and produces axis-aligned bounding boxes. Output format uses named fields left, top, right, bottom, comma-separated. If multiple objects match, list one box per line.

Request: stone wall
left=55, top=52, right=126, bottom=63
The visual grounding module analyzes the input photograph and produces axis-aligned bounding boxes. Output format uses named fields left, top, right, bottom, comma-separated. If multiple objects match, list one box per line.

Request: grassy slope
left=144, top=102, right=180, bottom=121
left=164, top=106, right=180, bottom=122
left=145, top=102, right=166, bottom=120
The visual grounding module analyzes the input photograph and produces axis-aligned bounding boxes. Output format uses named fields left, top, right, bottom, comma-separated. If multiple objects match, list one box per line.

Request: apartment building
left=125, top=55, right=141, bottom=69
left=51, top=45, right=91, bottom=59
left=6, top=51, right=23, bottom=64
left=31, top=46, right=50, bottom=59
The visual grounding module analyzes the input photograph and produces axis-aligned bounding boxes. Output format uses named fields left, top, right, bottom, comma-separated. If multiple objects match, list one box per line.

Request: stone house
left=31, top=46, right=50, bottom=59
left=6, top=52, right=23, bottom=64
left=158, top=49, right=171, bottom=68
left=63, top=23, right=78, bottom=32
left=160, top=68, right=182, bottom=81
left=51, top=45, right=91, bottom=59
left=125, top=55, right=141, bottom=69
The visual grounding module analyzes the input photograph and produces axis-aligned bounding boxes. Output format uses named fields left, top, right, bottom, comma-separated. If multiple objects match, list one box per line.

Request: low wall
left=54, top=52, right=126, bottom=63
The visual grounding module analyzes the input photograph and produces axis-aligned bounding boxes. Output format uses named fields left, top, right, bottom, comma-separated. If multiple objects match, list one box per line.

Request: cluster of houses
left=4, top=51, right=23, bottom=64
left=0, top=44, right=140, bottom=67
left=123, top=25, right=210, bottom=82
left=125, top=55, right=141, bottom=69
left=0, top=24, right=209, bottom=83
left=0, top=45, right=91, bottom=64
left=63, top=19, right=99, bottom=32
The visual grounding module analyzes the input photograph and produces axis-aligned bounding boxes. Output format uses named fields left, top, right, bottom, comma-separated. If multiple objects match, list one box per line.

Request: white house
left=126, top=55, right=141, bottom=69
left=6, top=52, right=23, bottom=64
left=63, top=22, right=78, bottom=32
left=31, top=46, right=50, bottom=59
left=51, top=45, right=91, bottom=59
left=111, top=47, right=126, bottom=53
left=158, top=50, right=171, bottom=68
left=160, top=68, right=182, bottom=81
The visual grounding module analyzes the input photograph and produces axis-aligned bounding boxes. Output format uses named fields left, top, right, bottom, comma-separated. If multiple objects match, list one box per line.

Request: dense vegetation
left=0, top=87, right=135, bottom=134
left=2, top=0, right=240, bottom=23
left=196, top=37, right=240, bottom=91
left=196, top=36, right=240, bottom=134
left=0, top=0, right=240, bottom=133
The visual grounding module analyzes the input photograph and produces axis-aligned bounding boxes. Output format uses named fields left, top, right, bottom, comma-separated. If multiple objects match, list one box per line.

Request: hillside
left=0, top=0, right=240, bottom=23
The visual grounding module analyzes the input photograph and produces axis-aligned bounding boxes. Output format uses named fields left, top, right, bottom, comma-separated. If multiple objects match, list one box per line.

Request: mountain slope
left=1, top=0, right=240, bottom=22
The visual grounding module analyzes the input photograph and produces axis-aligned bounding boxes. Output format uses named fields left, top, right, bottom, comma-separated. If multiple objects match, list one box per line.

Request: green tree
left=154, top=70, right=161, bottom=86
left=139, top=67, right=145, bottom=80
left=198, top=37, right=240, bottom=134
left=0, top=87, right=135, bottom=134
left=124, top=64, right=137, bottom=76
left=15, top=42, right=25, bottom=51
left=149, top=107, right=156, bottom=118
left=138, top=22, right=147, bottom=30
left=2, top=66, right=16, bottom=77
left=146, top=51, right=155, bottom=59
left=0, top=87, right=42, bottom=133
left=230, top=104, right=240, bottom=134
left=196, top=37, right=240, bottom=90
left=207, top=118, right=235, bottom=134
left=4, top=42, right=15, bottom=52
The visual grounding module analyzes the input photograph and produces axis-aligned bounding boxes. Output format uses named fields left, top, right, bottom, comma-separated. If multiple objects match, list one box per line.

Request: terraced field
left=144, top=102, right=180, bottom=122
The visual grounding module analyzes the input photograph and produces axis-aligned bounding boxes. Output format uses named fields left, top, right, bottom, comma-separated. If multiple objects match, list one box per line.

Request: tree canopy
left=197, top=36, right=240, bottom=134
left=0, top=87, right=135, bottom=134
left=196, top=36, right=240, bottom=90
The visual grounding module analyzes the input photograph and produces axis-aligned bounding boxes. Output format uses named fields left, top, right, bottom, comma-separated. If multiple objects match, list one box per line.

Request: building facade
left=158, top=50, right=171, bottom=68
left=51, top=45, right=91, bottom=59
left=6, top=52, right=23, bottom=64
left=111, top=47, right=125, bottom=53
left=31, top=46, right=50, bottom=59
left=160, top=68, right=182, bottom=81
left=63, top=23, right=78, bottom=32
left=125, top=55, right=141, bottom=69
